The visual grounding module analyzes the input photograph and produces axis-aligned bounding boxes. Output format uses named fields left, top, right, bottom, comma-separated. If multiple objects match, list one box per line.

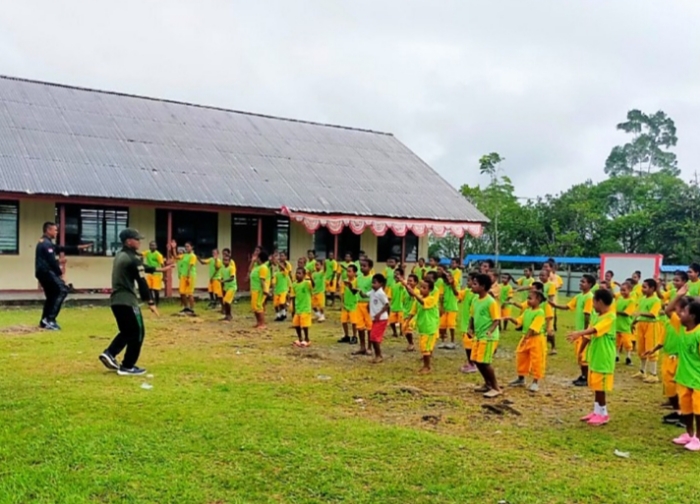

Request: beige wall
left=0, top=199, right=432, bottom=291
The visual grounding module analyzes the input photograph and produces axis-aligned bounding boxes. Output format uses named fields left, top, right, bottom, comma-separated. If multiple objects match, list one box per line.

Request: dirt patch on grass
left=0, top=325, right=40, bottom=336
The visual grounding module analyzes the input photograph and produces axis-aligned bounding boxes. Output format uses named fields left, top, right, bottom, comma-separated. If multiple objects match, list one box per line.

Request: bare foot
left=371, top=357, right=384, bottom=364
left=352, top=349, right=369, bottom=356
left=418, top=367, right=431, bottom=374
left=404, top=345, right=415, bottom=352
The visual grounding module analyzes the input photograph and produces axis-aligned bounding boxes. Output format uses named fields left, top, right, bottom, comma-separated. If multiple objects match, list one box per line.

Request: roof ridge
left=0, top=74, right=393, bottom=137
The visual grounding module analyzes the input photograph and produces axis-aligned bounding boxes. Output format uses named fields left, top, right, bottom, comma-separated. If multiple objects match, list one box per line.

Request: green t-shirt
left=688, top=280, right=700, bottom=297
left=325, top=260, right=337, bottom=281
left=443, top=281, right=458, bottom=312
left=357, top=273, right=373, bottom=302
left=250, top=264, right=268, bottom=294
left=471, top=295, right=500, bottom=341
left=293, top=280, right=312, bottom=315
left=675, top=325, right=700, bottom=389
left=390, top=283, right=403, bottom=312
left=664, top=315, right=682, bottom=356
left=416, top=295, right=440, bottom=335
left=586, top=311, right=617, bottom=374
left=209, top=258, right=222, bottom=280
left=343, top=279, right=358, bottom=311
left=615, top=297, right=635, bottom=334
left=311, top=271, right=325, bottom=294
left=402, top=286, right=416, bottom=317
left=143, top=250, right=163, bottom=278
left=221, top=262, right=237, bottom=292
left=305, top=259, right=317, bottom=274
left=384, top=267, right=396, bottom=288
left=637, top=295, right=661, bottom=321
left=413, top=266, right=425, bottom=281
left=521, top=307, right=545, bottom=336
left=177, top=253, right=196, bottom=279
left=572, top=291, right=593, bottom=331
left=457, top=289, right=475, bottom=334
left=499, top=284, right=513, bottom=305
left=339, top=262, right=351, bottom=282
left=274, top=268, right=290, bottom=295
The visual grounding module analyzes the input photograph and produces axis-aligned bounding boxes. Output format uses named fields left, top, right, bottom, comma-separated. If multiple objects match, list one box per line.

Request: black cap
left=119, top=228, right=145, bottom=243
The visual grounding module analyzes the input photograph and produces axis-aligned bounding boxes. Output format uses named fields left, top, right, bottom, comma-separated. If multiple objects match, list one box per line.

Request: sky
left=1, top=0, right=698, bottom=198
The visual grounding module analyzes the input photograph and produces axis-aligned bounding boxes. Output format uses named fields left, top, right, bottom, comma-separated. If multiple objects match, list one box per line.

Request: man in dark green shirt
left=99, top=228, right=171, bottom=376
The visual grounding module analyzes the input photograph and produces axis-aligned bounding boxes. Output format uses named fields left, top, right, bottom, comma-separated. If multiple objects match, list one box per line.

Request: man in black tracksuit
left=35, top=221, right=90, bottom=330
left=99, top=228, right=170, bottom=376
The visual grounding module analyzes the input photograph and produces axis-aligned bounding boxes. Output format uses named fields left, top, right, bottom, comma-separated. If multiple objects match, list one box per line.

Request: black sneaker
left=663, top=412, right=681, bottom=424
left=40, top=319, right=60, bottom=331
left=676, top=420, right=687, bottom=428
left=350, top=336, right=358, bottom=345
left=99, top=351, right=119, bottom=371
left=337, top=335, right=352, bottom=343
left=117, top=366, right=147, bottom=376
left=625, top=357, right=633, bottom=366
left=572, top=376, right=588, bottom=387
left=616, top=356, right=620, bottom=363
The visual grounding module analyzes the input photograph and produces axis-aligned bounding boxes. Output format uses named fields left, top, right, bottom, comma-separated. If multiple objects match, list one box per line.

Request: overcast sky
left=1, top=0, right=698, bottom=197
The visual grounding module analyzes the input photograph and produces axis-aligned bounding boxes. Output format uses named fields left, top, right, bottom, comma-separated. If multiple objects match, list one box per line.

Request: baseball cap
left=119, top=228, right=145, bottom=243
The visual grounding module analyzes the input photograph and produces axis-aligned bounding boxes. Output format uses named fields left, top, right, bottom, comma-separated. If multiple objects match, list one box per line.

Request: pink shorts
left=370, top=320, right=388, bottom=343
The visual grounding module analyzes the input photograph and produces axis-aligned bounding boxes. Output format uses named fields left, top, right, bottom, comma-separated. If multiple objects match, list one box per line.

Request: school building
left=0, top=75, right=488, bottom=295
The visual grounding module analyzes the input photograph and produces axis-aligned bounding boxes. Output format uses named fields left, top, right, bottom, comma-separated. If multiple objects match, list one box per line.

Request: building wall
left=0, top=199, right=433, bottom=291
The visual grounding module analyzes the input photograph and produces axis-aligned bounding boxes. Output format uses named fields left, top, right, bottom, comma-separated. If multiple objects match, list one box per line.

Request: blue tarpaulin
left=461, top=254, right=601, bottom=266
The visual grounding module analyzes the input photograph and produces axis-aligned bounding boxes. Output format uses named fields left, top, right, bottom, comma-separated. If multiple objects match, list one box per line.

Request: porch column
left=459, top=236, right=465, bottom=265
left=58, top=204, right=66, bottom=275
left=333, top=233, right=339, bottom=259
left=401, top=236, right=406, bottom=266
left=165, top=210, right=173, bottom=298
left=257, top=217, right=263, bottom=246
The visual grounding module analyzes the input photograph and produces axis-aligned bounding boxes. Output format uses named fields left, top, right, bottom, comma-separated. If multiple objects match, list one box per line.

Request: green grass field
left=0, top=299, right=697, bottom=504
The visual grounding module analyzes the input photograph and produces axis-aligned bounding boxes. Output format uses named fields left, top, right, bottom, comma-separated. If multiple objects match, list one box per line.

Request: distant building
left=0, top=75, right=487, bottom=293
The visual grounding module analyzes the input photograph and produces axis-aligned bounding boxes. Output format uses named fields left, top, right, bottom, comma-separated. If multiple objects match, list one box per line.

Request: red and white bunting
left=280, top=207, right=484, bottom=238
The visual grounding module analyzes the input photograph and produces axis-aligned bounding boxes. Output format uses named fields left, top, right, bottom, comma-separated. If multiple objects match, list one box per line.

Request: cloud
left=1, top=0, right=698, bottom=197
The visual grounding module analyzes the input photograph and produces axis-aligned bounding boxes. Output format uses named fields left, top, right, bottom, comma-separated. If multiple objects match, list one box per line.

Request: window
left=57, top=204, right=128, bottom=256
left=0, top=201, right=19, bottom=255
left=313, top=227, right=361, bottom=260
left=377, top=230, right=419, bottom=263
left=156, top=210, right=218, bottom=257
left=261, top=216, right=290, bottom=255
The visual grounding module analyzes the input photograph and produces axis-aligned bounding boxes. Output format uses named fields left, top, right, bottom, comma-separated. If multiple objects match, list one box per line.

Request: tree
left=604, top=109, right=679, bottom=177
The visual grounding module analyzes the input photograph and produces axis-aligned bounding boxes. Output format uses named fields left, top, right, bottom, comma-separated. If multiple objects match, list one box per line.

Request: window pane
left=156, top=209, right=218, bottom=257
left=405, top=232, right=419, bottom=262
left=58, top=204, right=129, bottom=256
left=337, top=228, right=361, bottom=261
left=0, top=201, right=19, bottom=254
left=377, top=230, right=418, bottom=263
left=313, top=228, right=333, bottom=259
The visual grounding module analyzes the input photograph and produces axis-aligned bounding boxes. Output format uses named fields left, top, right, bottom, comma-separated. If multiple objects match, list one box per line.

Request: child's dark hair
left=296, top=267, right=305, bottom=275
left=348, top=264, right=358, bottom=273
left=222, top=248, right=231, bottom=254
left=185, top=241, right=193, bottom=247
left=423, top=278, right=435, bottom=291
left=634, top=270, right=642, bottom=277
left=395, top=267, right=404, bottom=277
left=606, top=270, right=614, bottom=277
left=474, top=273, right=493, bottom=291
left=678, top=296, right=693, bottom=310
left=690, top=263, right=700, bottom=274
left=675, top=270, right=689, bottom=282
left=532, top=281, right=544, bottom=291
left=431, top=256, right=440, bottom=263
left=686, top=300, right=700, bottom=323
left=362, top=258, right=374, bottom=269
left=258, top=250, right=269, bottom=263
left=483, top=259, right=495, bottom=268
left=582, top=274, right=596, bottom=287
left=408, top=274, right=419, bottom=283
left=643, top=278, right=658, bottom=290
left=593, top=288, right=613, bottom=306
left=372, top=273, right=386, bottom=286
left=625, top=277, right=634, bottom=284
left=418, top=257, right=425, bottom=262
left=426, top=271, right=437, bottom=281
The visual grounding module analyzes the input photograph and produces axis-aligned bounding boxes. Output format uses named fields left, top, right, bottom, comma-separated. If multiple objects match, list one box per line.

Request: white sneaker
left=318, top=314, right=326, bottom=322
left=528, top=382, right=540, bottom=392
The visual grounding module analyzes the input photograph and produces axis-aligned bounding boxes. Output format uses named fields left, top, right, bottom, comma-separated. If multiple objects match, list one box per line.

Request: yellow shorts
left=341, top=309, right=359, bottom=325
left=662, top=355, right=679, bottom=398
left=636, top=322, right=660, bottom=361
left=473, top=339, right=499, bottom=364
left=462, top=332, right=474, bottom=350
left=223, top=288, right=236, bottom=305
left=677, top=384, right=700, bottom=415
left=312, top=293, right=325, bottom=310
left=325, top=280, right=337, bottom=292
left=440, top=312, right=457, bottom=330
left=273, top=293, right=288, bottom=306
left=208, top=279, right=223, bottom=297
left=357, top=303, right=372, bottom=331
left=401, top=317, right=416, bottom=335
left=179, top=277, right=195, bottom=296
left=616, top=332, right=633, bottom=352
left=251, top=291, right=266, bottom=313
left=388, top=312, right=403, bottom=325
left=146, top=274, right=163, bottom=291
left=501, top=307, right=511, bottom=319
left=588, top=371, right=614, bottom=392
left=293, top=313, right=312, bottom=329
left=419, top=333, right=438, bottom=355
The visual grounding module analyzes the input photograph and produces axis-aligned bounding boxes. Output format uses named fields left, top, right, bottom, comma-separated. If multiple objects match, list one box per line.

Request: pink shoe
left=459, top=364, right=477, bottom=374
left=685, top=437, right=700, bottom=451
left=580, top=412, right=595, bottom=422
left=587, top=414, right=609, bottom=426
left=673, top=433, right=693, bottom=445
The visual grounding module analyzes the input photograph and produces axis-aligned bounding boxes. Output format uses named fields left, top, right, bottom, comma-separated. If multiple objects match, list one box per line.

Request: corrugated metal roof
left=0, top=75, right=488, bottom=223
